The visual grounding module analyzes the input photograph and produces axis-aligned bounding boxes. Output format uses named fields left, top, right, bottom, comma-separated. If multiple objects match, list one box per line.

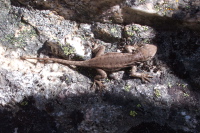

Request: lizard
left=21, top=44, right=157, bottom=89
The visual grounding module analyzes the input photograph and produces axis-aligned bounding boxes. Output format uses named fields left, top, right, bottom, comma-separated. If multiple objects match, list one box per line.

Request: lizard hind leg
left=91, top=69, right=107, bottom=91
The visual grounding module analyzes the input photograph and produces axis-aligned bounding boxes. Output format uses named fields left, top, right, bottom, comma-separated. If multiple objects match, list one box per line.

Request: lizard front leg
left=130, top=66, right=152, bottom=82
left=92, top=69, right=107, bottom=90
left=92, top=44, right=105, bottom=57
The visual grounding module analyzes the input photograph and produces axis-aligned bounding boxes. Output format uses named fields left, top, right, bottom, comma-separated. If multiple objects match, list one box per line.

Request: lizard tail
left=20, top=56, right=88, bottom=67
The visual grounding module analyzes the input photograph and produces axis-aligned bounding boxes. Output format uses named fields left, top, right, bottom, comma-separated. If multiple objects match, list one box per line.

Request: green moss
left=154, top=5, right=162, bottom=12
left=4, top=24, right=37, bottom=48
left=110, top=28, right=118, bottom=34
left=154, top=88, right=161, bottom=97
left=136, top=104, right=141, bottom=108
left=141, top=26, right=149, bottom=31
left=143, top=38, right=150, bottom=43
left=130, top=110, right=137, bottom=117
left=126, top=31, right=134, bottom=36
left=182, top=84, right=188, bottom=88
left=20, top=101, right=28, bottom=106
left=154, top=3, right=175, bottom=16
left=61, top=43, right=75, bottom=55
left=183, top=93, right=189, bottom=97
left=168, top=82, right=172, bottom=88
left=106, top=78, right=110, bottom=81
left=132, top=26, right=140, bottom=31
left=185, top=5, right=190, bottom=9
left=124, top=85, right=131, bottom=92
left=105, top=78, right=110, bottom=83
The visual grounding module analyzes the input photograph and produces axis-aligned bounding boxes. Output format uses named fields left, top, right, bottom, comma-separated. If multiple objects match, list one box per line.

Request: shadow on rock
left=0, top=90, right=199, bottom=132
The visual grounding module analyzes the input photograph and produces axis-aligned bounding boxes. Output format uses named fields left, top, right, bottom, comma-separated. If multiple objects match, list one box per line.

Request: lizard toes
left=92, top=80, right=105, bottom=90
left=91, top=82, right=96, bottom=90
left=143, top=77, right=151, bottom=82
left=142, top=74, right=152, bottom=82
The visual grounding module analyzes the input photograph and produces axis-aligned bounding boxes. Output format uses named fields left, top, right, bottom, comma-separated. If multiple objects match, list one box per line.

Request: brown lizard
left=21, top=44, right=157, bottom=88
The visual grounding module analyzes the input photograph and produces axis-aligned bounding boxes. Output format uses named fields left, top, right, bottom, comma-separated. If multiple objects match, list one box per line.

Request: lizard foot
left=130, top=73, right=152, bottom=82
left=140, top=73, right=152, bottom=82
left=91, top=80, right=105, bottom=91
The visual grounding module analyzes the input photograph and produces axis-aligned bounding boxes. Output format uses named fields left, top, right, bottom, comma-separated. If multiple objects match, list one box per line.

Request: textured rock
left=0, top=0, right=199, bottom=132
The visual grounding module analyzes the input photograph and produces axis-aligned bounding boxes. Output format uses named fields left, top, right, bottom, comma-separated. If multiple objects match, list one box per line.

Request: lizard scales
left=22, top=44, right=156, bottom=71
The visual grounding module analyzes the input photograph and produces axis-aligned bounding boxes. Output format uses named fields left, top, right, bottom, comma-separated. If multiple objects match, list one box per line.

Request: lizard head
left=140, top=44, right=157, bottom=60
